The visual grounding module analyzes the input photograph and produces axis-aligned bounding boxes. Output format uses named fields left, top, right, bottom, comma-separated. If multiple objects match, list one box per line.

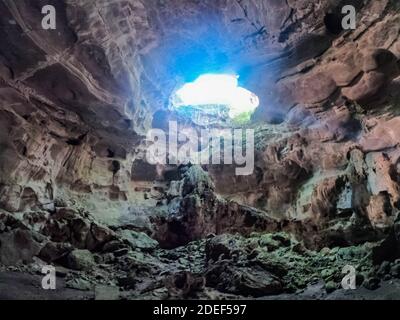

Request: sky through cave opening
left=172, top=74, right=259, bottom=123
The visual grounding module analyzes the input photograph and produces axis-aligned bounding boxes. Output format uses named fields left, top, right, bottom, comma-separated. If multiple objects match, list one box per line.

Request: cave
left=0, top=0, right=400, bottom=303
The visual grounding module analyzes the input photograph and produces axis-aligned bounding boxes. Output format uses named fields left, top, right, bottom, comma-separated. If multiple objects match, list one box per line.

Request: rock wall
left=0, top=0, right=399, bottom=250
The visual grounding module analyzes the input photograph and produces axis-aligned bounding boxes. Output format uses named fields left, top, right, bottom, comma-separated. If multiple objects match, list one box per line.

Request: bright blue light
left=174, top=74, right=259, bottom=118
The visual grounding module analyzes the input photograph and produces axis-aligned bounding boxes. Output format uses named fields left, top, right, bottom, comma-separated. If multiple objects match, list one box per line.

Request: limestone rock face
left=0, top=0, right=399, bottom=228
left=152, top=165, right=279, bottom=248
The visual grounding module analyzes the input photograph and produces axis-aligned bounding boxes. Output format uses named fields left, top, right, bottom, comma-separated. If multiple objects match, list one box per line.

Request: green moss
left=243, top=232, right=375, bottom=293
left=231, top=111, right=253, bottom=126
left=325, top=281, right=338, bottom=293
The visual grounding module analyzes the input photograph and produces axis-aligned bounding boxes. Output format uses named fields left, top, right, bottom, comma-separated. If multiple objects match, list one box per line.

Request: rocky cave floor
left=1, top=227, right=400, bottom=300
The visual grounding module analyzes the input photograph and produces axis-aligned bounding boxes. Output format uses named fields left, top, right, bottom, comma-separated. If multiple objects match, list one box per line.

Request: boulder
left=66, top=249, right=95, bottom=271
left=117, top=230, right=158, bottom=251
left=39, top=242, right=73, bottom=263
left=206, top=261, right=283, bottom=297
left=0, top=229, right=43, bottom=265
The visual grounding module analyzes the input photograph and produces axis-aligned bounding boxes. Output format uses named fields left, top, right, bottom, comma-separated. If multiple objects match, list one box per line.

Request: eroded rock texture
left=1, top=0, right=400, bottom=299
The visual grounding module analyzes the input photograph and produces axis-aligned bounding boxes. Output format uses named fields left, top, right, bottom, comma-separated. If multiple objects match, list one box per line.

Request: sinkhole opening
left=171, top=74, right=259, bottom=125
